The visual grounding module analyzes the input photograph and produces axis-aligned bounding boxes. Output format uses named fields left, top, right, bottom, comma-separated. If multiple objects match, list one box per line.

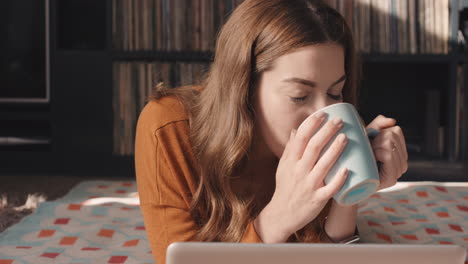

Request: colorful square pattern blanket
left=0, top=180, right=467, bottom=263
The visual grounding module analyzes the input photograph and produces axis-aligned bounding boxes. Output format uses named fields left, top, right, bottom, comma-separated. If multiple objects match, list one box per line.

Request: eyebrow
left=282, top=74, right=347, bottom=89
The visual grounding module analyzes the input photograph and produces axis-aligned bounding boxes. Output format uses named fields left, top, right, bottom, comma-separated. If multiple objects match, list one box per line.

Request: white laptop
left=167, top=242, right=467, bottom=264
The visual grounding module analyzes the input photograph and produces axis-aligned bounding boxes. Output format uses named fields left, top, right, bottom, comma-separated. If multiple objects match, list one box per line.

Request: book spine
left=424, top=0, right=432, bottom=53
left=391, top=0, right=398, bottom=53
left=425, top=89, right=441, bottom=156
left=162, top=0, right=169, bottom=50
left=370, top=0, right=378, bottom=53
left=194, top=0, right=200, bottom=51
left=142, top=0, right=147, bottom=50
left=418, top=0, right=425, bottom=53
left=434, top=0, right=440, bottom=54
left=352, top=0, right=360, bottom=52
left=408, top=0, right=417, bottom=54
left=201, top=0, right=206, bottom=51
left=400, top=0, right=408, bottom=54
left=129, top=0, right=134, bottom=51
left=441, top=0, right=449, bottom=54
left=186, top=0, right=193, bottom=50
left=155, top=0, right=161, bottom=50
left=345, top=0, right=353, bottom=30
left=112, top=63, right=119, bottom=155
left=135, top=0, right=140, bottom=50
left=385, top=0, right=391, bottom=53
left=364, top=0, right=372, bottom=53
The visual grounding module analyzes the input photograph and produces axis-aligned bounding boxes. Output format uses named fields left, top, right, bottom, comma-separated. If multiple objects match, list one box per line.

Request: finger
left=386, top=136, right=405, bottom=177
left=371, top=128, right=400, bottom=189
left=397, top=147, right=408, bottom=177
left=391, top=147, right=402, bottom=182
left=290, top=112, right=326, bottom=161
left=366, top=115, right=396, bottom=131
left=380, top=126, right=408, bottom=175
left=391, top=135, right=408, bottom=176
left=308, top=133, right=348, bottom=186
left=373, top=146, right=399, bottom=189
left=316, top=167, right=349, bottom=199
left=281, top=128, right=296, bottom=159
left=299, top=117, right=344, bottom=172
left=393, top=126, right=408, bottom=161
left=373, top=148, right=392, bottom=189
left=385, top=138, right=403, bottom=177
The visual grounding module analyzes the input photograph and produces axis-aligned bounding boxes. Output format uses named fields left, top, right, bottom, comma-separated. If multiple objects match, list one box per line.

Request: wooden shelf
left=409, top=159, right=464, bottom=170
left=0, top=119, right=52, bottom=149
left=0, top=136, right=52, bottom=146
left=0, top=136, right=53, bottom=152
left=405, top=159, right=466, bottom=181
left=361, top=53, right=460, bottom=64
left=111, top=50, right=465, bottom=64
left=397, top=141, right=467, bottom=181
left=0, top=111, right=51, bottom=121
left=112, top=50, right=213, bottom=62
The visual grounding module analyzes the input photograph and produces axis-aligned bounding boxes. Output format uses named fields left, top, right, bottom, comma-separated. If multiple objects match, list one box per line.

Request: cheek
left=256, top=97, right=303, bottom=157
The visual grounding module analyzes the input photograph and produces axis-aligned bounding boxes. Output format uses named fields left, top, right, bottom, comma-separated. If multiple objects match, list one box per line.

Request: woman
left=134, top=0, right=408, bottom=263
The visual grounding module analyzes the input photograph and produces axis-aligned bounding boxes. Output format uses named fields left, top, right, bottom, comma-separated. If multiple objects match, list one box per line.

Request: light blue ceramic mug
left=310, top=103, right=380, bottom=206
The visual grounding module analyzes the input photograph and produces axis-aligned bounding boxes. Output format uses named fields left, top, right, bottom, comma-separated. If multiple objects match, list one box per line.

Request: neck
left=244, top=131, right=278, bottom=178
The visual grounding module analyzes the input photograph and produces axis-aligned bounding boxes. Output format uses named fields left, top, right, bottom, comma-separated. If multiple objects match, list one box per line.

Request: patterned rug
left=0, top=181, right=153, bottom=263
left=357, top=181, right=468, bottom=264
left=0, top=180, right=466, bottom=263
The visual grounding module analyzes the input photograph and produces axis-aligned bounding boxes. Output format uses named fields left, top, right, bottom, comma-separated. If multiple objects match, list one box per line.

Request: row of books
left=112, top=62, right=209, bottom=156
left=453, top=65, right=465, bottom=160
left=112, top=0, right=245, bottom=51
left=423, top=65, right=465, bottom=158
left=324, top=0, right=451, bottom=54
left=424, top=89, right=444, bottom=157
left=112, top=63, right=465, bottom=157
left=113, top=0, right=451, bottom=54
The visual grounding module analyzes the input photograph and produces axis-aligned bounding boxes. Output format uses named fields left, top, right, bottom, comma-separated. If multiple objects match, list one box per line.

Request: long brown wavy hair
left=149, top=0, right=361, bottom=242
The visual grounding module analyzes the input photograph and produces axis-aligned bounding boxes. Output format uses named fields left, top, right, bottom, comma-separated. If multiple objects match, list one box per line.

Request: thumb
left=366, top=115, right=396, bottom=130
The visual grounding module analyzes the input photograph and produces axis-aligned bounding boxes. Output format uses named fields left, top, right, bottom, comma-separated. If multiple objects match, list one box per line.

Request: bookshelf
left=0, top=0, right=467, bottom=180
left=111, top=0, right=466, bottom=176
left=108, top=0, right=468, bottom=180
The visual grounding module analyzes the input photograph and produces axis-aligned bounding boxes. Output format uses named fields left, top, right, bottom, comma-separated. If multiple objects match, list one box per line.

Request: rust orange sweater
left=134, top=94, right=332, bottom=264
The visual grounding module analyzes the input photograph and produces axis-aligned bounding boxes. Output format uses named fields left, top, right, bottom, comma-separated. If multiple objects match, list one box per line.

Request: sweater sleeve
left=134, top=103, right=263, bottom=264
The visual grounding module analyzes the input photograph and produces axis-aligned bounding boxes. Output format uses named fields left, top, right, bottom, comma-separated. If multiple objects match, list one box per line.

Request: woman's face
left=254, top=43, right=346, bottom=158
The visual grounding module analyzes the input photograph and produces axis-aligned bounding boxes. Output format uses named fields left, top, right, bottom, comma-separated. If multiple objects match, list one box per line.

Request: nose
left=306, top=95, right=332, bottom=115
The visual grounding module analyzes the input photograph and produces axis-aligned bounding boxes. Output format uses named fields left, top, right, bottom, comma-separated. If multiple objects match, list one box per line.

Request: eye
left=290, top=93, right=342, bottom=104
left=290, top=96, right=308, bottom=103
left=328, top=93, right=342, bottom=101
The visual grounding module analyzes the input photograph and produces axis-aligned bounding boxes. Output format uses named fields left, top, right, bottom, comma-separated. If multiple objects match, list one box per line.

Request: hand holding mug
left=366, top=115, right=408, bottom=191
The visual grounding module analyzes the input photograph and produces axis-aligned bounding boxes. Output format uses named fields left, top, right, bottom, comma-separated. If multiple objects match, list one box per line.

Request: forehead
left=270, top=44, right=345, bottom=80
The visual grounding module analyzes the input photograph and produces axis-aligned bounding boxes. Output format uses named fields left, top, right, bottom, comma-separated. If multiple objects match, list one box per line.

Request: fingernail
left=315, top=111, right=326, bottom=119
left=333, top=117, right=343, bottom=125
left=339, top=133, right=347, bottom=142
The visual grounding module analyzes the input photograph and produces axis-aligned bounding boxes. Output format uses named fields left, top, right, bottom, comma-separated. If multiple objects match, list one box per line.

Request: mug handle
left=366, top=127, right=383, bottom=171
left=366, top=127, right=380, bottom=140
left=361, top=116, right=380, bottom=140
